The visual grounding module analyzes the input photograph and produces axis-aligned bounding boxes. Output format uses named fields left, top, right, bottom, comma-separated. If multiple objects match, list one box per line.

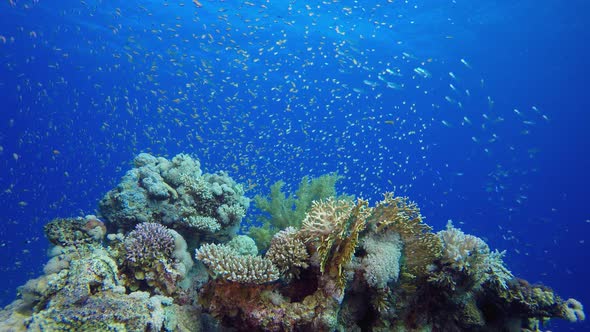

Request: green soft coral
left=248, top=173, right=343, bottom=250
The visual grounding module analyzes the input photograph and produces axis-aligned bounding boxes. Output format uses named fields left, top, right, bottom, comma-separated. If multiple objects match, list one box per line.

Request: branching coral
left=265, top=227, right=309, bottom=282
left=124, top=223, right=175, bottom=265
left=122, top=222, right=190, bottom=295
left=435, top=221, right=513, bottom=290
left=195, top=243, right=279, bottom=284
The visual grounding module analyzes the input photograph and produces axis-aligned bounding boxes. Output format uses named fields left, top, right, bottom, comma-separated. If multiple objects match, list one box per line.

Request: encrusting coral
left=44, top=215, right=107, bottom=247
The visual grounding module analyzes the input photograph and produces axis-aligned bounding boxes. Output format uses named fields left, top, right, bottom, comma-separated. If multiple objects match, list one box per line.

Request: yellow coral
left=301, top=197, right=371, bottom=290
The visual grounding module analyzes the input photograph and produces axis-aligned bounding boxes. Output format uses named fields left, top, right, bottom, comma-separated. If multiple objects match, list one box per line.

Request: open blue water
left=1, top=0, right=588, bottom=330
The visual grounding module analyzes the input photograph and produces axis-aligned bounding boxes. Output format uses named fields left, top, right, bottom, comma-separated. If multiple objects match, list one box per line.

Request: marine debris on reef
left=0, top=154, right=586, bottom=331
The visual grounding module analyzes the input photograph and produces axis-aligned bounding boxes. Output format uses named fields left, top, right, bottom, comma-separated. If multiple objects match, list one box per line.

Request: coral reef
left=112, top=222, right=194, bottom=296
left=0, top=242, right=201, bottom=332
left=199, top=192, right=585, bottom=331
left=99, top=153, right=249, bottom=242
left=0, top=222, right=201, bottom=331
left=199, top=281, right=341, bottom=332
left=0, top=156, right=585, bottom=331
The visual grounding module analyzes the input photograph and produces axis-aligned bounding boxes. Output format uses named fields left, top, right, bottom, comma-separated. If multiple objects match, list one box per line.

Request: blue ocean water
left=0, top=0, right=588, bottom=330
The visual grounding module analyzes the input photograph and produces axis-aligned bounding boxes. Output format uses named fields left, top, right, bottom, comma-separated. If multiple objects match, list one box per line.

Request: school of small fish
left=0, top=0, right=555, bottom=278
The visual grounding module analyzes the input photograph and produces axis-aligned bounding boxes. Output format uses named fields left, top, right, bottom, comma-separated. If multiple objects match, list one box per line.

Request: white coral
left=196, top=243, right=279, bottom=284
left=437, top=221, right=513, bottom=289
left=360, top=231, right=402, bottom=289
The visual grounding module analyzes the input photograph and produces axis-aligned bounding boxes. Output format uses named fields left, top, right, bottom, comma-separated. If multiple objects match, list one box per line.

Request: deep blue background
left=1, top=0, right=588, bottom=330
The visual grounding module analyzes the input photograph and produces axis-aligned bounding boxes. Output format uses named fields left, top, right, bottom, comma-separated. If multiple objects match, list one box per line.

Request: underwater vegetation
left=0, top=153, right=585, bottom=331
left=247, top=173, right=343, bottom=251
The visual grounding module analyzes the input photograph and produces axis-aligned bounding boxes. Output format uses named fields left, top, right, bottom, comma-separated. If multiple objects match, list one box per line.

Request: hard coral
left=99, top=153, right=249, bottom=242
left=199, top=281, right=340, bottom=332
left=563, top=298, right=585, bottom=322
left=301, top=197, right=371, bottom=291
left=265, top=227, right=309, bottom=282
left=435, top=221, right=513, bottom=290
left=122, top=222, right=188, bottom=295
left=124, top=222, right=175, bottom=265
left=196, top=243, right=279, bottom=284
left=371, top=193, right=442, bottom=278
left=44, top=215, right=106, bottom=247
